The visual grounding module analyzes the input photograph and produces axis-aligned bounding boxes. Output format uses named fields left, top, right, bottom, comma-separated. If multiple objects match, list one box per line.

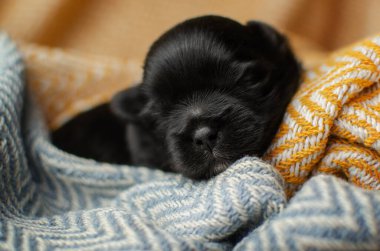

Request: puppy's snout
left=193, top=126, right=218, bottom=151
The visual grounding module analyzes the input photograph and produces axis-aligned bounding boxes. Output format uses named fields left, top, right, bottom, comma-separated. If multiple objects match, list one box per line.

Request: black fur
left=52, top=104, right=130, bottom=164
left=52, top=15, right=301, bottom=179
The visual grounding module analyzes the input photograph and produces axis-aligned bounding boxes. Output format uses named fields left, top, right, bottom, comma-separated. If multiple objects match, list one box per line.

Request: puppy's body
left=53, top=16, right=301, bottom=179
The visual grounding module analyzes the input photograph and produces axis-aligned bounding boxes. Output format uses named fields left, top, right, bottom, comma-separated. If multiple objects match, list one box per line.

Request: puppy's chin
left=209, top=161, right=231, bottom=177
left=174, top=157, right=232, bottom=180
left=172, top=140, right=260, bottom=179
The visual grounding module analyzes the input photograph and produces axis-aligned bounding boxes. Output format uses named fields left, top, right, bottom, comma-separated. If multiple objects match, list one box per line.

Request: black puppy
left=110, top=15, right=301, bottom=179
left=52, top=15, right=301, bottom=179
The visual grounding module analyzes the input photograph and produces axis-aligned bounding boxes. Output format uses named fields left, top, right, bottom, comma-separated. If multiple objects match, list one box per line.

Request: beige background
left=2, top=0, right=379, bottom=64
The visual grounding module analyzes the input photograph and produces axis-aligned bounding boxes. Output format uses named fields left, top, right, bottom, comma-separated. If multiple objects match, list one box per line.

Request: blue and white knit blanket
left=1, top=33, right=379, bottom=250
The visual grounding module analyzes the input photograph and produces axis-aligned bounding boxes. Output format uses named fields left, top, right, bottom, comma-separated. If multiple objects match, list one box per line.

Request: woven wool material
left=234, top=175, right=380, bottom=251
left=264, top=35, right=380, bottom=195
left=1, top=32, right=380, bottom=250
left=113, top=158, right=285, bottom=242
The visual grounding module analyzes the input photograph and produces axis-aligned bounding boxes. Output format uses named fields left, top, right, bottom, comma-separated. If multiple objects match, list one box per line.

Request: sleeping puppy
left=52, top=15, right=301, bottom=179
left=109, top=15, right=301, bottom=179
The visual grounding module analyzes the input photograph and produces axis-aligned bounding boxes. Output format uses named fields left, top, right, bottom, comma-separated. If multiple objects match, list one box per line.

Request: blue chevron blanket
left=1, top=32, right=380, bottom=250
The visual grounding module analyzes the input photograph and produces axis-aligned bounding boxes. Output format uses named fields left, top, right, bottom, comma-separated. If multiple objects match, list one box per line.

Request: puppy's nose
left=193, top=126, right=218, bottom=151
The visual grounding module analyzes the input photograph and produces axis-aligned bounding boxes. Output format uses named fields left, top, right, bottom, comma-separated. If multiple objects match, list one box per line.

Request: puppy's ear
left=245, top=21, right=302, bottom=89
left=233, top=61, right=271, bottom=84
left=110, top=85, right=147, bottom=123
left=246, top=21, right=292, bottom=61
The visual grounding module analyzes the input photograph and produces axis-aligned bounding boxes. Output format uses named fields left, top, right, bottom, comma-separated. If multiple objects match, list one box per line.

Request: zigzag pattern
left=332, top=81, right=380, bottom=152
left=235, top=175, right=380, bottom=251
left=1, top=209, right=207, bottom=250
left=316, top=138, right=380, bottom=190
left=0, top=31, right=30, bottom=215
left=115, top=158, right=285, bottom=242
left=316, top=80, right=380, bottom=189
left=265, top=35, right=380, bottom=195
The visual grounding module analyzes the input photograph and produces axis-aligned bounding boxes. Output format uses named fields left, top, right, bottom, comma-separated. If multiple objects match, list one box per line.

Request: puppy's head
left=112, top=16, right=301, bottom=179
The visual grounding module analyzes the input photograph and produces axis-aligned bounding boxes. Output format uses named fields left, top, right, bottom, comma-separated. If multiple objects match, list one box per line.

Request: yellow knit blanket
left=265, top=35, right=380, bottom=195
left=22, top=35, right=380, bottom=196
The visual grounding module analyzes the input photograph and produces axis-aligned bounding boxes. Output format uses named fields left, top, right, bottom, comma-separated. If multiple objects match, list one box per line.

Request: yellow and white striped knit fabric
left=265, top=35, right=380, bottom=196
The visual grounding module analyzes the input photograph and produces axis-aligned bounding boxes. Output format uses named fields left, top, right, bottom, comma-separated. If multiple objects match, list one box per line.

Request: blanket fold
left=1, top=32, right=380, bottom=250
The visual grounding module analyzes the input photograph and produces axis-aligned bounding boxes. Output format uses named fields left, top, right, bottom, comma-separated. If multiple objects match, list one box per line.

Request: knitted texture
left=265, top=36, right=380, bottom=195
left=1, top=33, right=380, bottom=250
left=235, top=175, right=380, bottom=251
